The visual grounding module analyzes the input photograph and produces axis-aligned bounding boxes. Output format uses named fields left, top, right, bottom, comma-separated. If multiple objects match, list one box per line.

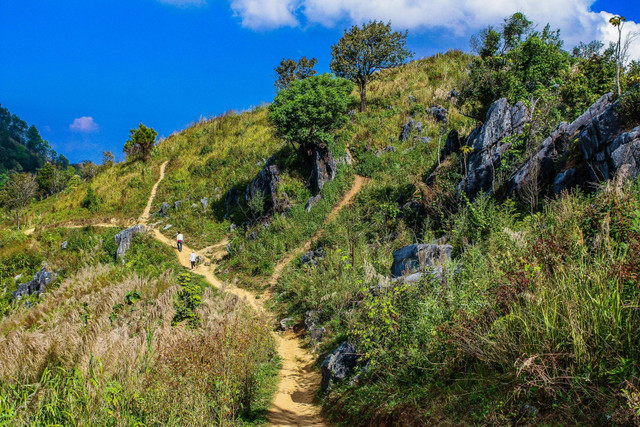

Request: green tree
left=470, top=26, right=502, bottom=59
left=572, top=40, right=604, bottom=59
left=561, top=46, right=616, bottom=119
left=36, top=163, right=56, bottom=195
left=37, top=163, right=68, bottom=198
left=502, top=12, right=533, bottom=52
left=1, top=172, right=37, bottom=229
left=102, top=150, right=114, bottom=167
left=124, top=124, right=157, bottom=162
left=25, top=125, right=46, bottom=154
left=460, top=16, right=569, bottom=120
left=330, top=21, right=412, bottom=112
left=274, top=56, right=318, bottom=91
left=269, top=73, right=354, bottom=156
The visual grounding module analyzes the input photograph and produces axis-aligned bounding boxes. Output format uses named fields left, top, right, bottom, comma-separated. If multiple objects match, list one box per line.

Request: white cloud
left=230, top=0, right=299, bottom=29
left=69, top=116, right=99, bottom=133
left=229, top=0, right=640, bottom=59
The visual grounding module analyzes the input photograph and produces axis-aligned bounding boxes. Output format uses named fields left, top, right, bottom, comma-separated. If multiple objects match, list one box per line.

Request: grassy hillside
left=3, top=26, right=639, bottom=424
left=25, top=158, right=164, bottom=226
left=0, top=226, right=277, bottom=425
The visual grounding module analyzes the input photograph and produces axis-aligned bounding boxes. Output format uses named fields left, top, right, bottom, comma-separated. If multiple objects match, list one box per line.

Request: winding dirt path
left=143, top=173, right=367, bottom=426
left=268, top=175, right=368, bottom=287
left=138, top=160, right=329, bottom=425
left=34, top=160, right=366, bottom=426
left=139, top=160, right=168, bottom=223
left=266, top=175, right=367, bottom=426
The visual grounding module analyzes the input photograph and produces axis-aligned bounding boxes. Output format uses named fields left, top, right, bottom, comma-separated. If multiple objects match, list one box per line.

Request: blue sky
left=1, top=0, right=638, bottom=164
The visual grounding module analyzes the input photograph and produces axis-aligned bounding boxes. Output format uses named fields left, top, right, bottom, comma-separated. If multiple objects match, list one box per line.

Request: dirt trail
left=49, top=160, right=366, bottom=426
left=268, top=175, right=368, bottom=287
left=265, top=175, right=367, bottom=426
left=139, top=161, right=168, bottom=223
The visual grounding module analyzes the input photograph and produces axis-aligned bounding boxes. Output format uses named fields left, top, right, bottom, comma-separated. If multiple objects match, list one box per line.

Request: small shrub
left=619, top=85, right=640, bottom=130
left=172, top=273, right=202, bottom=328
left=81, top=186, right=100, bottom=213
left=355, top=151, right=382, bottom=177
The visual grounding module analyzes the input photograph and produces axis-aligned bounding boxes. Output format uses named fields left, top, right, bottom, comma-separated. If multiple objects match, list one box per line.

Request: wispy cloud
left=157, top=0, right=207, bottom=7
left=69, top=116, right=99, bottom=133
left=227, top=0, right=640, bottom=59
left=230, top=0, right=299, bottom=30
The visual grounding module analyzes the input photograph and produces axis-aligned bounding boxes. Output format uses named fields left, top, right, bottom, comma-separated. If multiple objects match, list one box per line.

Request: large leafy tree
left=460, top=15, right=570, bottom=120
left=274, top=56, right=317, bottom=92
left=124, top=124, right=157, bottom=162
left=330, top=21, right=412, bottom=112
left=1, top=172, right=37, bottom=229
left=269, top=73, right=354, bottom=156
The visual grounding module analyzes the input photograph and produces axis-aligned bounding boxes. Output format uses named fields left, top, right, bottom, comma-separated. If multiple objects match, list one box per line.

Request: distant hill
left=0, top=104, right=69, bottom=185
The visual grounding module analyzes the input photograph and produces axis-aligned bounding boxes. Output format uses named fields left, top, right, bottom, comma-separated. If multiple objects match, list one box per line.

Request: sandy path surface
left=139, top=161, right=168, bottom=223
left=268, top=175, right=368, bottom=287
left=144, top=174, right=368, bottom=426
left=24, top=160, right=367, bottom=426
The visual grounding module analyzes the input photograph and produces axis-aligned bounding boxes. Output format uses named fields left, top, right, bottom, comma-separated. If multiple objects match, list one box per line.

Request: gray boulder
left=115, top=225, right=146, bottom=261
left=429, top=105, right=448, bottom=122
left=159, top=202, right=170, bottom=217
left=391, top=243, right=453, bottom=278
left=246, top=156, right=288, bottom=215
left=310, top=144, right=337, bottom=193
left=506, top=90, right=640, bottom=197
left=12, top=267, right=57, bottom=300
left=301, top=247, right=325, bottom=266
left=321, top=342, right=360, bottom=391
left=305, top=194, right=322, bottom=213
left=305, top=310, right=325, bottom=345
left=610, top=127, right=640, bottom=181
left=458, top=99, right=529, bottom=199
left=553, top=168, right=576, bottom=195
left=441, top=129, right=460, bottom=158
left=60, top=241, right=68, bottom=250
left=200, top=197, right=209, bottom=211
left=174, top=200, right=182, bottom=210
left=399, top=119, right=415, bottom=142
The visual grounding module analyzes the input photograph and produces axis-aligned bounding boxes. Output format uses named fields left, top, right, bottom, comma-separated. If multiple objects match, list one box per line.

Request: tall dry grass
left=0, top=265, right=275, bottom=425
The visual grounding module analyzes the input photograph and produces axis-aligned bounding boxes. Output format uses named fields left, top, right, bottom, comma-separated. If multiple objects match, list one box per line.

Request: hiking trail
left=139, top=160, right=168, bottom=223
left=26, top=160, right=367, bottom=426
left=268, top=174, right=368, bottom=287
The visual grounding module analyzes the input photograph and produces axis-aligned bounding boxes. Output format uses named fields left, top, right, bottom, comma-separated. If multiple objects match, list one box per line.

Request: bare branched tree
left=2, top=173, right=38, bottom=229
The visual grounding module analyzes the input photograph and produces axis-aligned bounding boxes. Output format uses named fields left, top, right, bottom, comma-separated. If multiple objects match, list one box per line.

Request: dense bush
left=619, top=84, right=640, bottom=130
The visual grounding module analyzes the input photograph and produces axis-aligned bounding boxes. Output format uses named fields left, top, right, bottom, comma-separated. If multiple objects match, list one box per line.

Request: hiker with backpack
left=190, top=251, right=197, bottom=270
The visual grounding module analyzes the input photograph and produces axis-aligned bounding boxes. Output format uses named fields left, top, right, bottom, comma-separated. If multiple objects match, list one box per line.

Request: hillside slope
left=3, top=35, right=640, bottom=426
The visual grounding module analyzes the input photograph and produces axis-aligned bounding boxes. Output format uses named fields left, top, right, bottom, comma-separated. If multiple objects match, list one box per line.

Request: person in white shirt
left=190, top=252, right=197, bottom=270
left=177, top=232, right=184, bottom=252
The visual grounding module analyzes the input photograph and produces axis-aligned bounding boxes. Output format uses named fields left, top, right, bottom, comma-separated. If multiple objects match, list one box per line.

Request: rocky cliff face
left=310, top=144, right=337, bottom=194
left=245, top=157, right=289, bottom=216
left=458, top=98, right=530, bottom=199
left=505, top=90, right=640, bottom=197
